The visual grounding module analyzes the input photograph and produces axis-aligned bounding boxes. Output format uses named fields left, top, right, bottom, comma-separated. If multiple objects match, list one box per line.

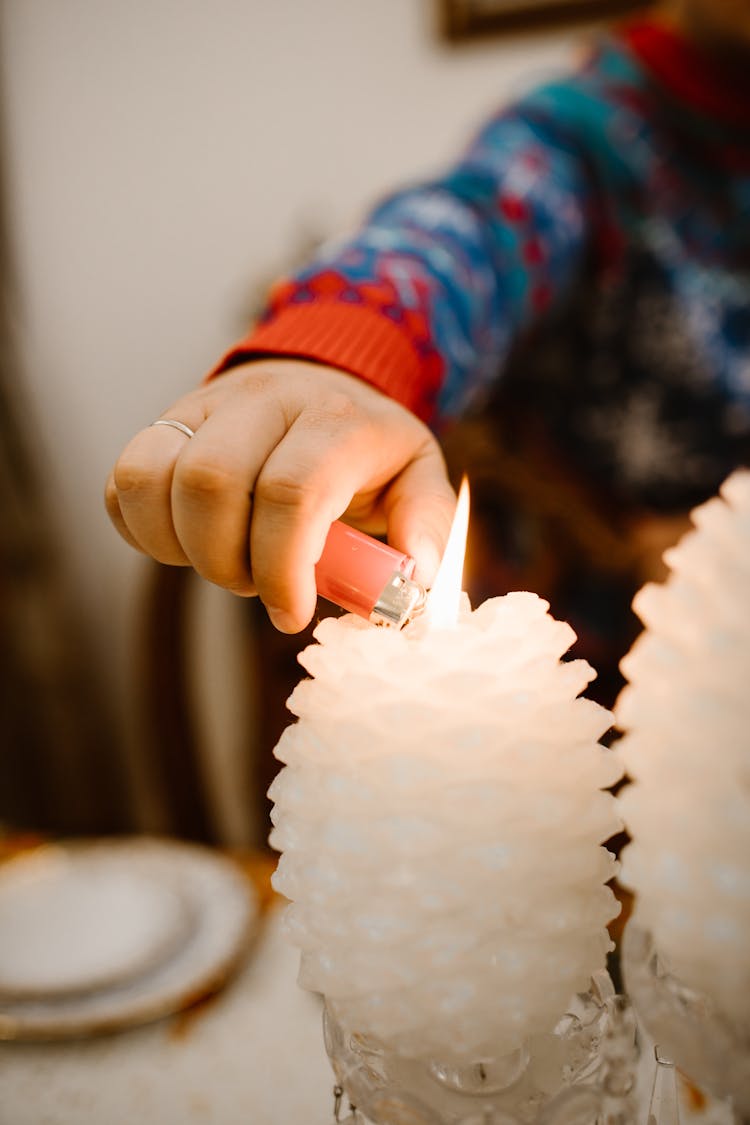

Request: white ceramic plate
left=0, top=848, right=190, bottom=998
left=0, top=838, right=257, bottom=1040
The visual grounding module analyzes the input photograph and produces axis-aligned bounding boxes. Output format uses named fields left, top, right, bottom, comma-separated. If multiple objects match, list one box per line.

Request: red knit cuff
left=205, top=302, right=440, bottom=422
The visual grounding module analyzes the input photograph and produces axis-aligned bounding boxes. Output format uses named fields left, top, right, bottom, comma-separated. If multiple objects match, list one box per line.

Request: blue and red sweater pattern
left=220, top=17, right=750, bottom=511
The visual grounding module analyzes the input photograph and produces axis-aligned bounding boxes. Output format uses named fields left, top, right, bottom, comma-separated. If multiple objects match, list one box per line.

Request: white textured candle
left=617, top=469, right=750, bottom=1031
left=269, top=590, right=623, bottom=1060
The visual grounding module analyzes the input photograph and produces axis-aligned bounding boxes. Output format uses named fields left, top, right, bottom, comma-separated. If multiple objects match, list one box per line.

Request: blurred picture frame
left=441, top=0, right=644, bottom=39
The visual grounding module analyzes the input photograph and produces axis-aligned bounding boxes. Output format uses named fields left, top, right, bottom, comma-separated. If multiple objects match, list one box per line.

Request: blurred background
left=0, top=0, right=597, bottom=848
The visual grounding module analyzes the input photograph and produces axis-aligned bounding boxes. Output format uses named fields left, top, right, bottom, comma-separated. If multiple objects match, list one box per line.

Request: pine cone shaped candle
left=616, top=470, right=750, bottom=1102
left=269, top=588, right=623, bottom=1066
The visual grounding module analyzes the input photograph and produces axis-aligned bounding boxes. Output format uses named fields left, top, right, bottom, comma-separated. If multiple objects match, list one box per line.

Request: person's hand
left=105, top=359, right=455, bottom=632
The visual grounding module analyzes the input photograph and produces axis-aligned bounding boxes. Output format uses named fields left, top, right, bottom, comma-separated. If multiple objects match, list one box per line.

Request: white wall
left=0, top=0, right=577, bottom=837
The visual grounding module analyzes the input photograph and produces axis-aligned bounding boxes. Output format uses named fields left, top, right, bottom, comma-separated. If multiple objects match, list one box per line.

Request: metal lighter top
left=314, top=520, right=426, bottom=629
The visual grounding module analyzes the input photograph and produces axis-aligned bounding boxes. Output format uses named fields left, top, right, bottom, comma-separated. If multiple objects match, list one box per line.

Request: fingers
left=168, top=395, right=288, bottom=595
left=104, top=470, right=144, bottom=553
left=250, top=409, right=385, bottom=632
left=105, top=359, right=455, bottom=634
left=108, top=403, right=207, bottom=565
left=249, top=400, right=456, bottom=631
left=381, top=443, right=456, bottom=588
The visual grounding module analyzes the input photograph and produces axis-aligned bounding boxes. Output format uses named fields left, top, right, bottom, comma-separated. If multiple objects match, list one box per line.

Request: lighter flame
left=426, top=478, right=470, bottom=628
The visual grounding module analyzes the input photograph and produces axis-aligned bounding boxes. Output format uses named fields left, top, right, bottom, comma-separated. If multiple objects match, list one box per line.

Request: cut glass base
left=323, top=969, right=638, bottom=1125
left=622, top=924, right=750, bottom=1121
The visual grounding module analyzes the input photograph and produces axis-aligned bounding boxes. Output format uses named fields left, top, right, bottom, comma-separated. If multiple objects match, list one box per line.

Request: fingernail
left=266, top=606, right=298, bottom=633
left=411, top=533, right=443, bottom=587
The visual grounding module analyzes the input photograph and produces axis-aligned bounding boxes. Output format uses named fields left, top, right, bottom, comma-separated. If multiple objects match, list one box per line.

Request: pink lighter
left=314, top=520, right=426, bottom=629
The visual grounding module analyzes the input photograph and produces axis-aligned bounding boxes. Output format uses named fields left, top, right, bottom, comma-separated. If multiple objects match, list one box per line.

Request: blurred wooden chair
left=135, top=564, right=214, bottom=842
left=135, top=561, right=314, bottom=847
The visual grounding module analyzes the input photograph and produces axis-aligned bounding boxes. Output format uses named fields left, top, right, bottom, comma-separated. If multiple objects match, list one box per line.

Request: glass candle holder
left=622, top=923, right=750, bottom=1121
left=323, top=968, right=638, bottom=1125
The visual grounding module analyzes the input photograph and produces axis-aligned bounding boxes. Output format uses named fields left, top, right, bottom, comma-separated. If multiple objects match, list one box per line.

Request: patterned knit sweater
left=217, top=16, right=750, bottom=513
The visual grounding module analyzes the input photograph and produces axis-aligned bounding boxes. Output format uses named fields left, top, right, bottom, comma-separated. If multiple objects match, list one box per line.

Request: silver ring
left=150, top=418, right=195, bottom=439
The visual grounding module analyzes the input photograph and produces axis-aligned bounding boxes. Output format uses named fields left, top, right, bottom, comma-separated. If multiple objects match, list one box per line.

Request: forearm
left=212, top=98, right=595, bottom=425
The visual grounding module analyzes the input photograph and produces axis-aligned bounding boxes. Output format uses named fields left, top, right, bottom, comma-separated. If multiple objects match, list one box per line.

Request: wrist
left=205, top=301, right=440, bottom=423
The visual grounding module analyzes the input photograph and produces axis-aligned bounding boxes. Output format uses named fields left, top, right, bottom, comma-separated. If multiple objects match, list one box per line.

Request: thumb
left=382, top=444, right=456, bottom=588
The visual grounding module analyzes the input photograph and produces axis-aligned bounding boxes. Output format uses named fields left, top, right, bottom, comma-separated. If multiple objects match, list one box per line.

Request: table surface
left=0, top=906, right=334, bottom=1125
left=0, top=843, right=334, bottom=1125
